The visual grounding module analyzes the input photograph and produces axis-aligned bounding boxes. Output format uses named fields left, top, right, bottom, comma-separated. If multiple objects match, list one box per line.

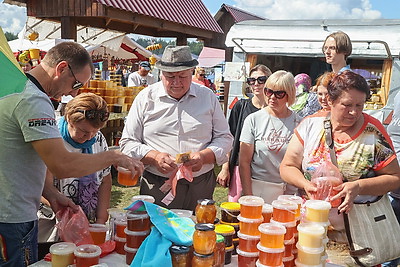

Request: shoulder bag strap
left=324, top=115, right=368, bottom=266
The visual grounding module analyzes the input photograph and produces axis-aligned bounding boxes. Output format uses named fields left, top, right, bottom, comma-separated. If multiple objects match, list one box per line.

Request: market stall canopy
left=86, top=35, right=154, bottom=61
left=8, top=38, right=70, bottom=52
left=197, top=47, right=225, bottom=68
left=225, top=19, right=400, bottom=59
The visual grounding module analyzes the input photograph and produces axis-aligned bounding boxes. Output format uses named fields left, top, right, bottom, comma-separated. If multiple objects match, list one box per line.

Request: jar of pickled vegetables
left=195, top=199, right=217, bottom=224
left=193, top=223, right=216, bottom=255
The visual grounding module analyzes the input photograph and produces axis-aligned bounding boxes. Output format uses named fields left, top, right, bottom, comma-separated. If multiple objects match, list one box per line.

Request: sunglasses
left=265, top=88, right=287, bottom=99
left=199, top=74, right=206, bottom=77
left=68, top=64, right=84, bottom=90
left=246, top=76, right=267, bottom=85
left=77, top=109, right=110, bottom=122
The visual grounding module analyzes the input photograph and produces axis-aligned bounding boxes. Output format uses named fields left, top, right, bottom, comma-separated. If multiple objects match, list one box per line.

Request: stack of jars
left=257, top=223, right=286, bottom=267
left=276, top=195, right=303, bottom=267
left=124, top=209, right=151, bottom=264
left=236, top=196, right=264, bottom=267
left=215, top=224, right=235, bottom=265
left=295, top=200, right=331, bottom=267
left=219, top=202, right=241, bottom=255
left=108, top=209, right=127, bottom=255
left=192, top=223, right=217, bottom=267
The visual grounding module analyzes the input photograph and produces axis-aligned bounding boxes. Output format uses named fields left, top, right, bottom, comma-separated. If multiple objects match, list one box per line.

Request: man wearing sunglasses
left=0, top=41, right=144, bottom=266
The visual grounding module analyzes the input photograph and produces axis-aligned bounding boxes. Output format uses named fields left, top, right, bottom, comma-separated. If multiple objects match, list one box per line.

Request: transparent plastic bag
left=56, top=206, right=94, bottom=246
left=310, top=161, right=343, bottom=207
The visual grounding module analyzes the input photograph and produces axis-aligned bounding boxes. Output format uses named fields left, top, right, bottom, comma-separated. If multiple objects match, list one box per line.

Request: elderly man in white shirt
left=120, top=46, right=233, bottom=211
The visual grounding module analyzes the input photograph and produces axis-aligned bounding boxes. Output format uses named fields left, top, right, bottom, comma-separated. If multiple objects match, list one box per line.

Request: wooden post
left=61, top=16, right=77, bottom=41
left=176, top=35, right=187, bottom=46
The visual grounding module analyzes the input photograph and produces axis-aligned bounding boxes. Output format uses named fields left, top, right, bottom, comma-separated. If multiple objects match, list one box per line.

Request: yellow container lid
left=220, top=202, right=240, bottom=211
left=215, top=224, right=235, bottom=235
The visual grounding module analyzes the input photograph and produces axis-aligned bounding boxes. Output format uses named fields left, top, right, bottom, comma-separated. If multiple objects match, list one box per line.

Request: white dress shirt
left=120, top=81, right=233, bottom=177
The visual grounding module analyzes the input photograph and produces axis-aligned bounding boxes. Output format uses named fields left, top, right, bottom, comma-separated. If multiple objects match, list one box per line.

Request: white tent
left=7, top=38, right=69, bottom=52
left=86, top=35, right=153, bottom=61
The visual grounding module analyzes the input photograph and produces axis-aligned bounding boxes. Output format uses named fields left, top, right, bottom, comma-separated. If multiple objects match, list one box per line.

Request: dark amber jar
left=192, top=251, right=214, bottom=267
left=170, top=245, right=190, bottom=267
left=213, top=234, right=225, bottom=267
left=195, top=199, right=217, bottom=224
left=193, top=223, right=216, bottom=255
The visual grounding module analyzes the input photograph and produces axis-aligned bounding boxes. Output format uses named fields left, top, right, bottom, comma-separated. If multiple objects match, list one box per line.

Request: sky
left=0, top=0, right=399, bottom=35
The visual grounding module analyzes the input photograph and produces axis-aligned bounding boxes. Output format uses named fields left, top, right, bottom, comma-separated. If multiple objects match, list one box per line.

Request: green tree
left=132, top=37, right=204, bottom=55
left=5, top=32, right=18, bottom=41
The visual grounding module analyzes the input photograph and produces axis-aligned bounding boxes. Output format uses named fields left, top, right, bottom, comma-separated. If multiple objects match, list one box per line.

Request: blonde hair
left=195, top=67, right=205, bottom=75
left=265, top=70, right=296, bottom=106
left=64, top=93, right=108, bottom=129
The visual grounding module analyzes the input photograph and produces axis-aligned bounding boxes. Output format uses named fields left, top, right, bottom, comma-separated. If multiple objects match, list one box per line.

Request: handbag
left=324, top=116, right=400, bottom=266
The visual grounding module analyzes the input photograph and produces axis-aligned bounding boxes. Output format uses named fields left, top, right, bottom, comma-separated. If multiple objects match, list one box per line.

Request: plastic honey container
left=272, top=200, right=297, bottom=223
left=258, top=223, right=286, bottom=249
left=88, top=224, right=107, bottom=245
left=114, top=235, right=126, bottom=255
left=256, top=260, right=283, bottom=267
left=257, top=242, right=285, bottom=266
left=304, top=200, right=331, bottom=223
left=225, top=245, right=235, bottom=265
left=297, top=223, right=325, bottom=248
left=270, top=219, right=296, bottom=241
left=131, top=195, right=155, bottom=203
left=283, top=255, right=295, bottom=267
left=215, top=224, right=235, bottom=247
left=238, top=196, right=264, bottom=219
left=127, top=212, right=151, bottom=232
left=294, top=259, right=322, bottom=267
left=50, top=242, right=76, bottom=267
left=74, top=244, right=101, bottom=267
left=262, top=204, right=273, bottom=223
left=237, top=231, right=260, bottom=252
left=296, top=243, right=324, bottom=266
left=124, top=245, right=138, bottom=265
left=124, top=229, right=150, bottom=249
left=238, top=215, right=263, bottom=236
left=220, top=202, right=241, bottom=223
left=237, top=246, right=259, bottom=267
left=277, top=195, right=303, bottom=219
left=284, top=237, right=295, bottom=257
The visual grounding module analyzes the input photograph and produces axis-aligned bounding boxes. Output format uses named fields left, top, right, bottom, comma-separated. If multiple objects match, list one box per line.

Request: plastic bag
left=310, top=161, right=343, bottom=207
left=55, top=206, right=94, bottom=246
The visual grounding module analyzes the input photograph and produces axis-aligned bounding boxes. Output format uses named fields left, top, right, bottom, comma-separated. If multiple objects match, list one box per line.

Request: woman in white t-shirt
left=239, top=70, right=301, bottom=203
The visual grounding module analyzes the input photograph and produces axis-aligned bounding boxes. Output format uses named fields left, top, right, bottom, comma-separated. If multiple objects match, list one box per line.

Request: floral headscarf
left=294, top=73, right=312, bottom=95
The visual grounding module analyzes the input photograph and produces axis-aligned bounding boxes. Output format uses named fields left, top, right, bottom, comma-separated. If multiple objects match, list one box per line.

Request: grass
left=110, top=166, right=229, bottom=211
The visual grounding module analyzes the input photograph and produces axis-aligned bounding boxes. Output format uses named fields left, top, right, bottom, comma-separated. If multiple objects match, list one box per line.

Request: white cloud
left=0, top=3, right=26, bottom=34
left=233, top=0, right=381, bottom=19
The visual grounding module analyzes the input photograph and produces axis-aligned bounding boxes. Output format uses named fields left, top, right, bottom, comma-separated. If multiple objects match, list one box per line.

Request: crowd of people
left=1, top=29, right=400, bottom=266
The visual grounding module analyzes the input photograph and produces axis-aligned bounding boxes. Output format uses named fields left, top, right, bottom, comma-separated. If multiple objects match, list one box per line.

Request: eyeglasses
left=68, top=64, right=84, bottom=90
left=77, top=109, right=110, bottom=122
left=246, top=76, right=267, bottom=85
left=264, top=88, right=287, bottom=99
left=199, top=74, right=206, bottom=77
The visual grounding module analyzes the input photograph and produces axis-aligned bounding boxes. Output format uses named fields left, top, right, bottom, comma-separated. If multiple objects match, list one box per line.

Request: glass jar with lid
left=192, top=251, right=214, bottom=267
left=193, top=223, right=216, bottom=255
left=170, top=245, right=190, bottom=267
left=195, top=199, right=217, bottom=224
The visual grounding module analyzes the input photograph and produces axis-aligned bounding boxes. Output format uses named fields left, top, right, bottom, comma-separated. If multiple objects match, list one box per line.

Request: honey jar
left=214, top=234, right=225, bottom=267
left=271, top=200, right=297, bottom=223
left=237, top=215, right=263, bottom=236
left=237, top=231, right=260, bottom=253
left=127, top=212, right=151, bottom=232
left=237, top=246, right=259, bottom=267
left=297, top=223, right=325, bottom=248
left=262, top=204, right=273, bottom=223
left=220, top=202, right=240, bottom=223
left=258, top=223, right=286, bottom=249
left=192, top=251, right=214, bottom=267
left=304, top=200, right=331, bottom=223
left=124, top=229, right=150, bottom=249
left=296, top=243, right=324, bottom=266
left=74, top=244, right=101, bottom=267
left=192, top=223, right=216, bottom=255
left=277, top=195, right=303, bottom=219
left=257, top=243, right=284, bottom=266
left=124, top=245, right=138, bottom=265
left=170, top=245, right=190, bottom=267
left=114, top=235, right=126, bottom=255
left=215, top=224, right=235, bottom=247
left=238, top=196, right=264, bottom=219
left=195, top=199, right=217, bottom=224
left=50, top=242, right=76, bottom=267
